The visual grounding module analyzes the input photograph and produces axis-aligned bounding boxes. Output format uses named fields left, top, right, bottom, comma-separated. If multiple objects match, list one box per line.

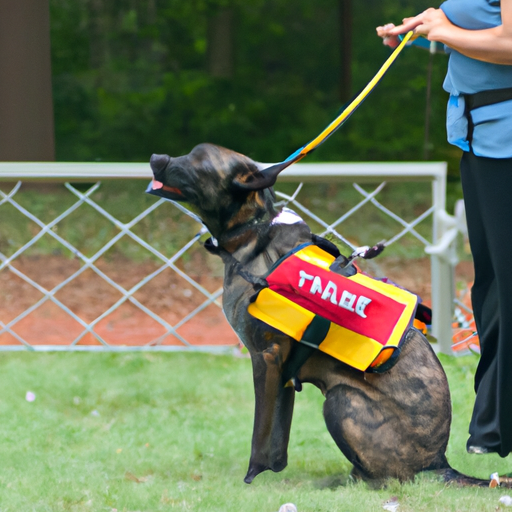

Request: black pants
left=460, top=151, right=512, bottom=457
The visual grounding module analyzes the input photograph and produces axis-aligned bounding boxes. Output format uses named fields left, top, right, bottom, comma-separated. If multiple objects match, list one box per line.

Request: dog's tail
left=437, top=466, right=511, bottom=488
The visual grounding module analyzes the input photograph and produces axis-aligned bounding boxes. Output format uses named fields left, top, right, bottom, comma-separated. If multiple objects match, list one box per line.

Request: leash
left=258, top=31, right=415, bottom=177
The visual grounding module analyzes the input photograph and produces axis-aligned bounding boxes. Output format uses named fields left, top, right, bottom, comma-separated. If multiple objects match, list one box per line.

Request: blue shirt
left=440, top=0, right=512, bottom=157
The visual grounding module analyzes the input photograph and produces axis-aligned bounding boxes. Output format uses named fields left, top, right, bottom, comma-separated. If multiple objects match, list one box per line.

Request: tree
left=47, top=0, right=455, bottom=171
left=208, top=8, right=235, bottom=78
left=339, top=0, right=352, bottom=102
left=0, top=0, right=55, bottom=161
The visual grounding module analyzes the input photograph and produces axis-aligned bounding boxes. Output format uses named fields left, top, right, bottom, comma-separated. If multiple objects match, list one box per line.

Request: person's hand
left=377, top=9, right=451, bottom=44
left=376, top=23, right=401, bottom=48
left=409, top=8, right=451, bottom=41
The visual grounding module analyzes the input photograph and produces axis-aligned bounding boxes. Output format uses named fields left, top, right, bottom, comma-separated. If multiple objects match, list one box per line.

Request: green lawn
left=0, top=351, right=510, bottom=512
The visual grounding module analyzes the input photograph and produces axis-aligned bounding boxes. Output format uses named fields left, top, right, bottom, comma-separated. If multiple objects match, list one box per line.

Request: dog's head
left=148, top=143, right=285, bottom=238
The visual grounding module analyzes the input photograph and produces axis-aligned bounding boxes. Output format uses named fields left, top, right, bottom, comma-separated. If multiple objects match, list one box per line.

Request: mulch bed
left=0, top=254, right=474, bottom=348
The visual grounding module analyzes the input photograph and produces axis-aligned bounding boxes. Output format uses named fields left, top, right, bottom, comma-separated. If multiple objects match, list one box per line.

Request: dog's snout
left=150, top=154, right=171, bottom=174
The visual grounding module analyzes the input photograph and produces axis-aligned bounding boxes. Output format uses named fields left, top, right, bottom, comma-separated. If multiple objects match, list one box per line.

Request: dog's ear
left=232, top=161, right=288, bottom=191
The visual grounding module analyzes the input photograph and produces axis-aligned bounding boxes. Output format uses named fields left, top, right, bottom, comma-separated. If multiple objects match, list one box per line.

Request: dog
left=148, top=143, right=499, bottom=487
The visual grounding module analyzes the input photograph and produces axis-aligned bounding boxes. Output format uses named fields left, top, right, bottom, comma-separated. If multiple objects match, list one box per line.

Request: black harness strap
left=203, top=237, right=268, bottom=290
left=281, top=315, right=331, bottom=390
left=466, top=86, right=512, bottom=111
left=465, top=87, right=512, bottom=144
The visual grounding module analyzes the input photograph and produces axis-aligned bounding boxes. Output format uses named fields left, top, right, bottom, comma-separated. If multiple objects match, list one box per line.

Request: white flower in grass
left=278, top=504, right=297, bottom=512
left=500, top=496, right=512, bottom=507
left=383, top=496, right=399, bottom=512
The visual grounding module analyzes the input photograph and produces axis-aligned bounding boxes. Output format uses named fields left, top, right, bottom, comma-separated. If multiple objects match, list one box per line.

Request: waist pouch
left=247, top=243, right=418, bottom=372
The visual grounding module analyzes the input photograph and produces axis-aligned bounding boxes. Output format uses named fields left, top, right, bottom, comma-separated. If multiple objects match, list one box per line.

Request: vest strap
left=281, top=315, right=330, bottom=387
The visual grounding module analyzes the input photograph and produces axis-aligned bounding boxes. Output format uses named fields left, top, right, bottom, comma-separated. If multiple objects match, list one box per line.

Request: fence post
left=427, top=166, right=457, bottom=354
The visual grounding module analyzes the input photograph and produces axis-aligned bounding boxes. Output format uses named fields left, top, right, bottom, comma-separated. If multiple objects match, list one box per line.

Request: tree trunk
left=207, top=8, right=234, bottom=79
left=339, top=0, right=352, bottom=103
left=88, top=0, right=109, bottom=70
left=0, top=0, right=55, bottom=161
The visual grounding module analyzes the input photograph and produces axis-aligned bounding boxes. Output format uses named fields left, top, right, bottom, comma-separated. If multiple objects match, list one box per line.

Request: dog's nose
left=150, top=154, right=170, bottom=174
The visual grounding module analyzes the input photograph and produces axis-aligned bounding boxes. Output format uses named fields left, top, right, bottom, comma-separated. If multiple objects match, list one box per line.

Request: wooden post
left=0, top=0, right=55, bottom=161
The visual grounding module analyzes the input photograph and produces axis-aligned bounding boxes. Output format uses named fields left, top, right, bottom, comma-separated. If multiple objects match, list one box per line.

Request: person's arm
left=377, top=1, right=512, bottom=65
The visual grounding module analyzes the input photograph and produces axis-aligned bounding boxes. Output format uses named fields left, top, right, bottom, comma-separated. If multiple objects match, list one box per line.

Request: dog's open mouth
left=146, top=179, right=184, bottom=200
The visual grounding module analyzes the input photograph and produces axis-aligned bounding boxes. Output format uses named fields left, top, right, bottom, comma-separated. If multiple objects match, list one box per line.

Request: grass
left=0, top=350, right=511, bottom=511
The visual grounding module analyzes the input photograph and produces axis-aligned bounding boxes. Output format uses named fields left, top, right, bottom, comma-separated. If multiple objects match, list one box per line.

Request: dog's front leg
left=244, top=343, right=295, bottom=484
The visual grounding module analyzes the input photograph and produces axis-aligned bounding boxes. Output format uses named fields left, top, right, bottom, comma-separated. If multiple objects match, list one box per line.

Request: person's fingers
left=376, top=23, right=396, bottom=37
left=383, top=36, right=400, bottom=48
left=387, top=19, right=420, bottom=35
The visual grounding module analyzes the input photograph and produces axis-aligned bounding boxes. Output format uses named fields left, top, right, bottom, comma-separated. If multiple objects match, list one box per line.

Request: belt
left=464, top=87, right=512, bottom=145
left=465, top=86, right=512, bottom=111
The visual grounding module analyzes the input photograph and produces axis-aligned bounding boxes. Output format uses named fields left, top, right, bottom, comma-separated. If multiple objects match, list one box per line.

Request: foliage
left=49, top=0, right=460, bottom=176
left=0, top=350, right=509, bottom=511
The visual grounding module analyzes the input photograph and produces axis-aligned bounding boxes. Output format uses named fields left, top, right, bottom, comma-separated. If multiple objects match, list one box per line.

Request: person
left=377, top=1, right=512, bottom=458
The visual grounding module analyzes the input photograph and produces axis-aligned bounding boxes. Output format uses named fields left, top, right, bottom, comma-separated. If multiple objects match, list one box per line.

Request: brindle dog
left=148, top=143, right=492, bottom=487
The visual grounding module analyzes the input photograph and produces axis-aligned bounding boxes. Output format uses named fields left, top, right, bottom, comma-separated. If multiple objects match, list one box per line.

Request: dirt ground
left=0, top=254, right=475, bottom=348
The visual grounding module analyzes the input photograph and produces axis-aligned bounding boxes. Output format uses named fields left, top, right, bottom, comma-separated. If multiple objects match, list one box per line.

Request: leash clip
left=350, top=241, right=386, bottom=261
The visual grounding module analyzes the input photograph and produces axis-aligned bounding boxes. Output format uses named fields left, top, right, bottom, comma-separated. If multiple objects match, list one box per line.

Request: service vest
left=248, top=243, right=418, bottom=372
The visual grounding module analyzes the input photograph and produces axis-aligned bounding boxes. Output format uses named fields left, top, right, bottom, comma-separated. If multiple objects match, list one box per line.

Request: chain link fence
left=0, top=161, right=459, bottom=354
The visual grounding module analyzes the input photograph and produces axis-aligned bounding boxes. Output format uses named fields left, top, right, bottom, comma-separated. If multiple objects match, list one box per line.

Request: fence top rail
left=0, top=161, right=447, bottom=183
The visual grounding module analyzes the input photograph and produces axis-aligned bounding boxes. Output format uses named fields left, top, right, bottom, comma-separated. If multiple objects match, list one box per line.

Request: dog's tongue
left=145, top=179, right=183, bottom=199
left=146, top=179, right=165, bottom=197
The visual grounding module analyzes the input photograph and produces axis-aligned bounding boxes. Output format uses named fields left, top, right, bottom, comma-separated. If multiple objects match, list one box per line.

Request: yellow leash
left=279, top=30, right=414, bottom=168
